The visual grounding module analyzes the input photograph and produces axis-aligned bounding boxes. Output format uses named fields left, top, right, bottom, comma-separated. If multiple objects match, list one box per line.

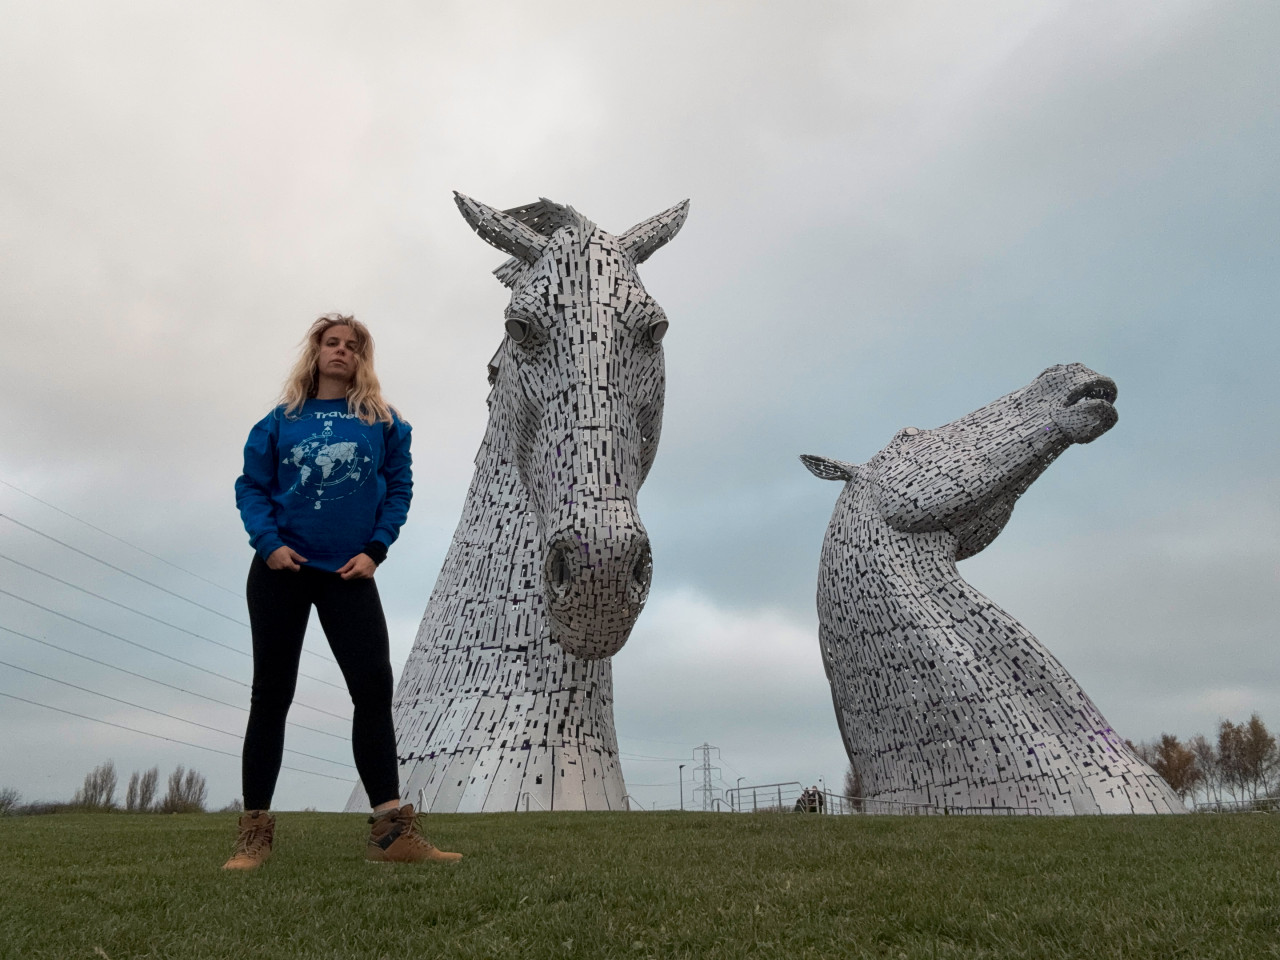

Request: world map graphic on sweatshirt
left=283, top=419, right=374, bottom=509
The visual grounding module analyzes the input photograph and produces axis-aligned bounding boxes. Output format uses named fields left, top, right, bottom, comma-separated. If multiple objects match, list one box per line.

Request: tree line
left=1129, top=713, right=1279, bottom=808
left=0, top=760, right=230, bottom=816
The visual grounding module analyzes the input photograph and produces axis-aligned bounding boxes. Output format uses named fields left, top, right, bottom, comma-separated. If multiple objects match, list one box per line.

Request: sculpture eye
left=648, top=319, right=669, bottom=344
left=505, top=316, right=531, bottom=343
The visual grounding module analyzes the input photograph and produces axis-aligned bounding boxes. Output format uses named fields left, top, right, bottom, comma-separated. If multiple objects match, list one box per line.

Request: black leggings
left=242, top=554, right=399, bottom=810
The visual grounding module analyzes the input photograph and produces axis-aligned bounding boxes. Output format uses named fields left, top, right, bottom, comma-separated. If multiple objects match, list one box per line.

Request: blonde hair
left=280, top=314, right=396, bottom=425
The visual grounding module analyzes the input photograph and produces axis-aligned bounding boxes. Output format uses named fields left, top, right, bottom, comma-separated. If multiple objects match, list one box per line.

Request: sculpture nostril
left=546, top=543, right=572, bottom=596
left=631, top=542, right=652, bottom=591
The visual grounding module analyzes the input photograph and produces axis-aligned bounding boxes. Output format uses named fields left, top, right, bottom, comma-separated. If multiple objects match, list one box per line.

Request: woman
left=224, top=314, right=460, bottom=869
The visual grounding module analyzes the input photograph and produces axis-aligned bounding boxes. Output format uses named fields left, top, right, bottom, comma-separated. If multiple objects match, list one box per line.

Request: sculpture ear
left=454, top=192, right=549, bottom=264
left=619, top=200, right=690, bottom=265
left=800, top=455, right=860, bottom=482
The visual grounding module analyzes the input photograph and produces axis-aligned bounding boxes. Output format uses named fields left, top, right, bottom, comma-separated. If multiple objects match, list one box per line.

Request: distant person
left=224, top=314, right=460, bottom=870
left=795, top=786, right=824, bottom=813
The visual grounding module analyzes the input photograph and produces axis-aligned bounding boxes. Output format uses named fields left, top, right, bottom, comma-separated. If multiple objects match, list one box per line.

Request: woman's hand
left=266, top=546, right=308, bottom=571
left=337, top=553, right=377, bottom=580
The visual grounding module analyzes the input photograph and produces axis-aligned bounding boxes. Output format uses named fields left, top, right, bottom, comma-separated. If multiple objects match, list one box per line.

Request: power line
left=618, top=734, right=697, bottom=748
left=0, top=658, right=352, bottom=770
left=718, top=757, right=746, bottom=780
left=621, top=745, right=748, bottom=779
left=0, top=589, right=350, bottom=723
left=0, top=476, right=241, bottom=598
left=0, top=512, right=339, bottom=668
left=0, top=552, right=346, bottom=687
left=0, top=492, right=339, bottom=670
left=0, top=623, right=347, bottom=742
left=0, top=690, right=352, bottom=783
left=0, top=586, right=249, bottom=685
left=1, top=513, right=253, bottom=630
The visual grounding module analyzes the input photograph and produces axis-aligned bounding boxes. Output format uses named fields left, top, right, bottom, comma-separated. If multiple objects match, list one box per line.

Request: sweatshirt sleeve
left=235, top=411, right=286, bottom=559
left=370, top=415, right=413, bottom=552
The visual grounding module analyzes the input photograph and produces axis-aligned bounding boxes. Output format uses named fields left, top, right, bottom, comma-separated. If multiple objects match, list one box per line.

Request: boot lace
left=234, top=817, right=273, bottom=856
left=393, top=808, right=438, bottom=850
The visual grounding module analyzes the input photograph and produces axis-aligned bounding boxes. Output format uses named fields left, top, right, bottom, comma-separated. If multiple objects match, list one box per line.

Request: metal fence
left=506, top=784, right=1275, bottom=815
left=1191, top=797, right=1278, bottom=814
left=722, top=782, right=1042, bottom=816
left=508, top=789, right=1276, bottom=815
left=724, top=781, right=805, bottom=813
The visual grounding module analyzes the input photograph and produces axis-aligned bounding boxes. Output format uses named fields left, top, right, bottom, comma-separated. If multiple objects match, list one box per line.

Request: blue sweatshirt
left=235, top=399, right=413, bottom=572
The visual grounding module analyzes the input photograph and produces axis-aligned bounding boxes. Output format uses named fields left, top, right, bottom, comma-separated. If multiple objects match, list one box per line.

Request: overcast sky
left=1, top=0, right=1276, bottom=812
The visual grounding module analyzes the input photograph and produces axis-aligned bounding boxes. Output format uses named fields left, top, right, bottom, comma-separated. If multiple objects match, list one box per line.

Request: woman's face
left=316, top=324, right=360, bottom=384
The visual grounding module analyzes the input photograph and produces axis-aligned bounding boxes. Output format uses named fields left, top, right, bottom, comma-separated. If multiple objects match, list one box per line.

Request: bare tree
left=126, top=771, right=140, bottom=811
left=1218, top=720, right=1249, bottom=801
left=72, top=761, right=118, bottom=810
left=1127, top=739, right=1156, bottom=766
left=159, top=766, right=207, bottom=813
left=138, top=766, right=159, bottom=810
left=125, top=767, right=160, bottom=812
left=1238, top=714, right=1278, bottom=800
left=1189, top=734, right=1220, bottom=805
left=843, top=763, right=863, bottom=812
left=0, top=787, right=20, bottom=816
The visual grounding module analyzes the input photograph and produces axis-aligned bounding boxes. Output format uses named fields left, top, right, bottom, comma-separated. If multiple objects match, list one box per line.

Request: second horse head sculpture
left=804, top=364, right=1185, bottom=814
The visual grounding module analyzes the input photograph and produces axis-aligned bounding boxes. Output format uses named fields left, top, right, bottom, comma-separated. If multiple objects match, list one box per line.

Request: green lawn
left=1, top=811, right=1277, bottom=959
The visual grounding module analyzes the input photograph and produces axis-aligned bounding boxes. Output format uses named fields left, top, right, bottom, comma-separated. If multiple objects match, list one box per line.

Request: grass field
left=1, top=811, right=1277, bottom=959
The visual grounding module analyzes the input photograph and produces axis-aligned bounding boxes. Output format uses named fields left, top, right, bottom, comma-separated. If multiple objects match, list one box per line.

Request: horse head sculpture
left=455, top=193, right=688, bottom=660
left=803, top=363, right=1184, bottom=814
left=806, top=362, right=1119, bottom=559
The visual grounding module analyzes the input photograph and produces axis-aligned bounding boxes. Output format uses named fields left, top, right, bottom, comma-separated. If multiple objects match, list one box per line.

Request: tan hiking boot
left=222, top=810, right=275, bottom=870
left=366, top=804, right=462, bottom=864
